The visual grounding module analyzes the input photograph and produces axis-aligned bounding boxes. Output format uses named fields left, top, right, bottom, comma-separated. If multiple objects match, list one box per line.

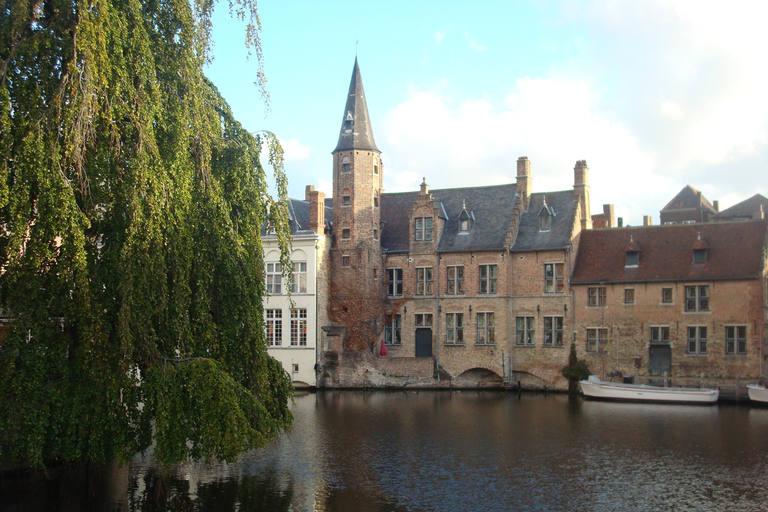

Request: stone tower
left=329, top=59, right=386, bottom=350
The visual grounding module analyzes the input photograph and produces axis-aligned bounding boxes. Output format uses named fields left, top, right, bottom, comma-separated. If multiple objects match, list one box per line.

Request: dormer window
left=344, top=111, right=353, bottom=131
left=692, top=233, right=709, bottom=264
left=458, top=200, right=474, bottom=235
left=624, top=236, right=642, bottom=268
left=538, top=200, right=553, bottom=232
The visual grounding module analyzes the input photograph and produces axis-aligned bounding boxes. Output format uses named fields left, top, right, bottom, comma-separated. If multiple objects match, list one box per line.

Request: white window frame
left=265, top=309, right=282, bottom=346
left=266, top=262, right=282, bottom=295
left=290, top=309, right=308, bottom=347
left=290, top=262, right=307, bottom=294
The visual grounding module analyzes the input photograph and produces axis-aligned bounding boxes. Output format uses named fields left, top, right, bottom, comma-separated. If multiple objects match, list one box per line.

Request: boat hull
left=580, top=376, right=719, bottom=404
left=747, top=385, right=768, bottom=403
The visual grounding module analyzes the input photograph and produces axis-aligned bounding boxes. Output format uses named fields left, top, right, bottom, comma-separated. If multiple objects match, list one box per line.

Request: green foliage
left=0, top=0, right=292, bottom=467
left=561, top=343, right=591, bottom=382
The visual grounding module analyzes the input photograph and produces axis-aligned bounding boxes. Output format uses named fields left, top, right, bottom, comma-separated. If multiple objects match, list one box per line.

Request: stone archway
left=453, top=368, right=504, bottom=388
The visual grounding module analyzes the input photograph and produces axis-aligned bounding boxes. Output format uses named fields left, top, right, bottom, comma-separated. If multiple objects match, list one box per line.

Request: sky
left=205, top=0, right=767, bottom=226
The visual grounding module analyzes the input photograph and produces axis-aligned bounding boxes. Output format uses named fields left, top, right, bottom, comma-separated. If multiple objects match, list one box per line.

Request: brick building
left=571, top=220, right=768, bottom=381
left=318, top=59, right=597, bottom=388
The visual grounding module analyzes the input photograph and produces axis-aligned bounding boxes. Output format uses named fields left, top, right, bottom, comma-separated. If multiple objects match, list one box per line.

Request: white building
left=263, top=187, right=330, bottom=388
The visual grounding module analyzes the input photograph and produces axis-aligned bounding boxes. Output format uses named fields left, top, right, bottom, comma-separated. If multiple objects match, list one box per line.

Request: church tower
left=329, top=59, right=385, bottom=351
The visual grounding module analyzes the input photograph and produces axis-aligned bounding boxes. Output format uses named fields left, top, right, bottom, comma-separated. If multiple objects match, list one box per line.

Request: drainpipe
left=435, top=254, right=441, bottom=382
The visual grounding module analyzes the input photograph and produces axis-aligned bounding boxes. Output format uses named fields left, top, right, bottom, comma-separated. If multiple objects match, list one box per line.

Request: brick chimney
left=573, top=160, right=592, bottom=230
left=307, top=185, right=325, bottom=234
left=516, top=156, right=532, bottom=210
left=602, top=204, right=615, bottom=228
left=643, top=215, right=653, bottom=226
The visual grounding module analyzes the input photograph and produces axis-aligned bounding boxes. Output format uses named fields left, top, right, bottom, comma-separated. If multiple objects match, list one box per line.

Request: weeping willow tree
left=0, top=0, right=294, bottom=467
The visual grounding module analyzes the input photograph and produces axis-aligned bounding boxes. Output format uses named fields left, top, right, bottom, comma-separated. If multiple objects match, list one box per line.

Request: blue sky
left=206, top=0, right=767, bottom=226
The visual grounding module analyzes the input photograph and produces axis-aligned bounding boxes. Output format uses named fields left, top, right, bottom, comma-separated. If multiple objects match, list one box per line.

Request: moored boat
left=580, top=375, right=719, bottom=404
left=747, top=384, right=768, bottom=403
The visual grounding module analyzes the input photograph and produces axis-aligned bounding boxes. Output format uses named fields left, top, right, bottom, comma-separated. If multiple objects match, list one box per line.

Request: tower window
left=342, top=163, right=351, bottom=173
left=374, top=163, right=379, bottom=175
left=342, top=228, right=350, bottom=239
left=342, top=195, right=351, bottom=206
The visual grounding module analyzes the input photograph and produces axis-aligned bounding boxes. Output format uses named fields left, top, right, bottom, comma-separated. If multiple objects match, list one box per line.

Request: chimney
left=573, top=160, right=592, bottom=230
left=643, top=215, right=653, bottom=227
left=308, top=189, right=326, bottom=234
left=618, top=217, right=624, bottom=227
left=713, top=200, right=719, bottom=212
left=516, top=156, right=532, bottom=209
left=305, top=185, right=315, bottom=201
left=602, top=204, right=615, bottom=228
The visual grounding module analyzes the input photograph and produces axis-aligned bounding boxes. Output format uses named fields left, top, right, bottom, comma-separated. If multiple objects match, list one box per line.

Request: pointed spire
left=334, top=58, right=379, bottom=153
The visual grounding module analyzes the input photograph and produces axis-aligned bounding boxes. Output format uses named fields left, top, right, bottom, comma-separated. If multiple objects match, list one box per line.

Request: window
left=459, top=219, right=469, bottom=233
left=624, top=288, right=635, bottom=304
left=265, top=309, right=282, bottom=346
left=662, top=288, right=673, bottom=304
left=415, top=217, right=433, bottom=241
left=544, top=263, right=564, bottom=293
left=342, top=228, right=350, bottom=239
left=539, top=214, right=551, bottom=231
left=387, top=268, right=403, bottom=296
left=266, top=262, right=282, bottom=294
left=626, top=251, right=639, bottom=267
left=416, top=267, right=433, bottom=295
left=290, top=262, right=307, bottom=294
left=479, top=264, right=498, bottom=294
left=374, top=196, right=379, bottom=208
left=373, top=229, right=379, bottom=240
left=586, top=328, right=607, bottom=352
left=342, top=163, right=351, bottom=173
left=342, top=195, right=351, bottom=206
left=476, top=312, right=495, bottom=345
left=650, top=326, right=670, bottom=344
left=373, top=268, right=378, bottom=280
left=290, top=309, right=307, bottom=346
left=588, top=286, right=606, bottom=307
left=415, top=313, right=433, bottom=326
left=445, top=313, right=464, bottom=345
left=693, top=249, right=707, bottom=264
left=687, top=326, right=707, bottom=354
left=384, top=315, right=401, bottom=345
left=544, top=316, right=564, bottom=346
left=446, top=266, right=464, bottom=295
left=685, top=285, right=709, bottom=312
left=516, top=317, right=535, bottom=346
left=342, top=256, right=350, bottom=267
left=374, top=163, right=379, bottom=175
left=725, top=325, right=747, bottom=355
left=292, top=364, right=299, bottom=373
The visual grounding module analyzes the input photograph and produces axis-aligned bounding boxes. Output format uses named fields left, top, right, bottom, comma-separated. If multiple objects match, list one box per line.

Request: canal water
left=3, top=391, right=768, bottom=512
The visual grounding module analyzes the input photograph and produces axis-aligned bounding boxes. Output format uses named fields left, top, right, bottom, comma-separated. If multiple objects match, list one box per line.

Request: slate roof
left=713, top=194, right=768, bottom=221
left=379, top=183, right=518, bottom=254
left=334, top=58, right=379, bottom=153
left=512, top=191, right=578, bottom=252
left=571, top=220, right=768, bottom=284
left=262, top=199, right=330, bottom=236
left=661, top=185, right=716, bottom=213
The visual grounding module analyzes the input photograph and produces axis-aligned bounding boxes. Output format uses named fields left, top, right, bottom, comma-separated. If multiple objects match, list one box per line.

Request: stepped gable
left=379, top=183, right=518, bottom=254
left=571, top=220, right=768, bottom=284
left=512, top=191, right=578, bottom=252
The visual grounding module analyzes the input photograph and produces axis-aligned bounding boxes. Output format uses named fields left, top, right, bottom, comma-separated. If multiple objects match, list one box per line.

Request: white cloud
left=282, top=138, right=312, bottom=161
left=379, top=77, right=664, bottom=224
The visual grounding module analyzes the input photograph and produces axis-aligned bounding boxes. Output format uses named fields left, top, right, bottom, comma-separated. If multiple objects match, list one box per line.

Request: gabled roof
left=713, top=194, right=768, bottom=221
left=571, top=220, right=768, bottom=284
left=661, top=185, right=716, bottom=212
left=512, top=191, right=578, bottom=252
left=379, top=183, right=518, bottom=253
left=334, top=58, right=379, bottom=153
left=261, top=199, right=329, bottom=236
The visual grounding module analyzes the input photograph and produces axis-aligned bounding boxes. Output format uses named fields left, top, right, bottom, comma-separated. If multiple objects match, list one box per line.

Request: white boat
left=746, top=384, right=768, bottom=403
left=580, top=375, right=719, bottom=404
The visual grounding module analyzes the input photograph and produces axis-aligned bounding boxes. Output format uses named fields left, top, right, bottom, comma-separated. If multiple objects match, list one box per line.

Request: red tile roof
left=572, top=220, right=768, bottom=284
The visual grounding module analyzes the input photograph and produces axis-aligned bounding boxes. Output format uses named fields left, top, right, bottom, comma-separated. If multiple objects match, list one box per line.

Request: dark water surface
left=3, top=391, right=768, bottom=512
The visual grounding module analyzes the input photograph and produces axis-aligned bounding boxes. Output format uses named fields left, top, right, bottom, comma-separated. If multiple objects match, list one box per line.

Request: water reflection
left=3, top=392, right=768, bottom=512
